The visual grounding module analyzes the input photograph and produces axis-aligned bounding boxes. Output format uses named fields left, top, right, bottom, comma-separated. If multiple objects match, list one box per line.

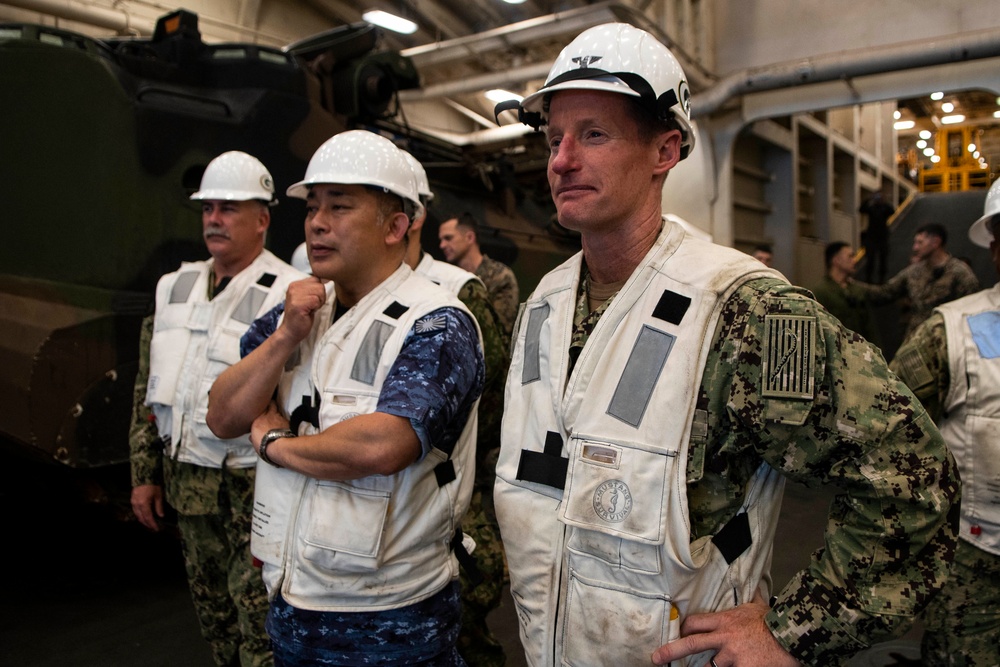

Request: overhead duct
left=693, top=27, right=1000, bottom=119
left=0, top=0, right=152, bottom=34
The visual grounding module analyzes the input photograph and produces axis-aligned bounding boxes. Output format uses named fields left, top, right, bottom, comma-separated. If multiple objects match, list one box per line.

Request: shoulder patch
left=762, top=314, right=816, bottom=400
left=415, top=313, right=448, bottom=335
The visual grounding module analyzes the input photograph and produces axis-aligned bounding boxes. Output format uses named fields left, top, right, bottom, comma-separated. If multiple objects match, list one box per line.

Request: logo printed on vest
left=339, top=412, right=360, bottom=423
left=593, top=479, right=633, bottom=523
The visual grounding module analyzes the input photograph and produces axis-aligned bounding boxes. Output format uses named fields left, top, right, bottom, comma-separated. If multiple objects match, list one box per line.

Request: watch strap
left=259, top=428, right=295, bottom=468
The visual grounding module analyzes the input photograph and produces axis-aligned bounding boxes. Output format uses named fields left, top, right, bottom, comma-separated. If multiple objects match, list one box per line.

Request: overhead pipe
left=692, top=27, right=1000, bottom=119
left=0, top=0, right=152, bottom=34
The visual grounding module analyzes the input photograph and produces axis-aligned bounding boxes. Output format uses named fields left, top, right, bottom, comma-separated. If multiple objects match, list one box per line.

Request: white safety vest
left=937, top=283, right=1000, bottom=556
left=251, top=264, right=480, bottom=611
left=416, top=252, right=483, bottom=295
left=146, top=250, right=303, bottom=468
left=496, top=220, right=787, bottom=667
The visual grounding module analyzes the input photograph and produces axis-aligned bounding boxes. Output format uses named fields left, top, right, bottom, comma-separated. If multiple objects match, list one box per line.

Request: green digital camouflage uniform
left=891, top=312, right=1000, bottom=667
left=854, top=255, right=979, bottom=338
left=571, top=267, right=960, bottom=665
left=130, top=315, right=272, bottom=667
left=455, top=278, right=510, bottom=667
left=476, top=254, right=519, bottom=340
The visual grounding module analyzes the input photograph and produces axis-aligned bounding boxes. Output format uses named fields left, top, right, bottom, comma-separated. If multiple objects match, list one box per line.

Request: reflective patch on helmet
left=968, top=311, right=1000, bottom=359
left=607, top=325, right=675, bottom=427
left=169, top=271, right=199, bottom=304
left=522, top=303, right=550, bottom=385
left=231, top=287, right=267, bottom=325
left=762, top=315, right=816, bottom=400
left=351, top=320, right=395, bottom=385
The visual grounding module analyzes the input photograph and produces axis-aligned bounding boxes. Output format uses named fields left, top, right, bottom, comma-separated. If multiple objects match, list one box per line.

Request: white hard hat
left=191, top=151, right=276, bottom=203
left=286, top=130, right=424, bottom=220
left=400, top=150, right=434, bottom=203
left=290, top=242, right=310, bottom=273
left=969, top=179, right=1000, bottom=248
left=497, top=23, right=695, bottom=159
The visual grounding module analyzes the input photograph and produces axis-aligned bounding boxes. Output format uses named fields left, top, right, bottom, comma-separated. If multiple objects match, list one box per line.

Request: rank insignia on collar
left=762, top=314, right=816, bottom=400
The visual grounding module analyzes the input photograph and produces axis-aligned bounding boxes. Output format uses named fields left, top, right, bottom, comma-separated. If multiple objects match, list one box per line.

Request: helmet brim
left=190, top=189, right=274, bottom=203
left=521, top=77, right=640, bottom=115
left=969, top=214, right=996, bottom=248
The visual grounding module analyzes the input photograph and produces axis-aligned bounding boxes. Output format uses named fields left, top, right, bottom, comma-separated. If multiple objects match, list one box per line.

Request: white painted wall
left=712, top=0, right=1000, bottom=76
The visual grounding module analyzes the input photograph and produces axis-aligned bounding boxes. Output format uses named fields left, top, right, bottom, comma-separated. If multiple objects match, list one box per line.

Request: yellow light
left=941, top=114, right=965, bottom=125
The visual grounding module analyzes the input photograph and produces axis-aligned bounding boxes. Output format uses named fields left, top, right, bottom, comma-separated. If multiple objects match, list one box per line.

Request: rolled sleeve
left=377, top=307, right=485, bottom=458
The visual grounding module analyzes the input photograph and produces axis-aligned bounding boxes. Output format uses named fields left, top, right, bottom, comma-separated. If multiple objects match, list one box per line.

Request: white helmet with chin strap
left=287, top=130, right=424, bottom=221
left=969, top=178, right=1000, bottom=248
left=496, top=22, right=695, bottom=160
left=191, top=151, right=276, bottom=204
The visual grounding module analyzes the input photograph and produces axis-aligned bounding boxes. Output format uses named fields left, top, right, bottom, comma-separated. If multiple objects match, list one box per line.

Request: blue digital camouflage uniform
left=891, top=311, right=1000, bottom=667
left=242, top=303, right=484, bottom=666
left=130, top=315, right=273, bottom=667
left=572, top=266, right=960, bottom=664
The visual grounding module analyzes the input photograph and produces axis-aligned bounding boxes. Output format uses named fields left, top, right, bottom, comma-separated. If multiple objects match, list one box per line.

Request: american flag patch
left=762, top=314, right=815, bottom=399
left=415, top=313, right=447, bottom=335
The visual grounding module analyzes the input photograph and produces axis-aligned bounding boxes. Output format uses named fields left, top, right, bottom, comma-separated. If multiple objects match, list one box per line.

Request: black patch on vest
left=652, top=290, right=690, bottom=325
left=383, top=301, right=409, bottom=319
left=516, top=431, right=568, bottom=490
left=257, top=273, right=277, bottom=288
left=712, top=512, right=752, bottom=564
left=434, top=460, right=456, bottom=487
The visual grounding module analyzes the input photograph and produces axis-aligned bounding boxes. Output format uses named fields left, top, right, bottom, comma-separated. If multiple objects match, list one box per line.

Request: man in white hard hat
left=400, top=149, right=510, bottom=666
left=206, top=130, right=485, bottom=666
left=891, top=178, right=1000, bottom=667
left=492, top=23, right=959, bottom=667
left=129, top=150, right=304, bottom=667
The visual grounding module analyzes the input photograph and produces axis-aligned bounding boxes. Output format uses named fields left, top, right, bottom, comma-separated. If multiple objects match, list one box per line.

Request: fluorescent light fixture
left=941, top=102, right=954, bottom=113
left=923, top=147, right=935, bottom=156
left=893, top=120, right=915, bottom=130
left=930, top=91, right=944, bottom=101
left=919, top=130, right=932, bottom=140
left=931, top=155, right=941, bottom=163
left=916, top=140, right=927, bottom=149
left=941, top=114, right=965, bottom=124
left=362, top=10, right=417, bottom=34
left=485, top=89, right=523, bottom=103
left=893, top=110, right=901, bottom=120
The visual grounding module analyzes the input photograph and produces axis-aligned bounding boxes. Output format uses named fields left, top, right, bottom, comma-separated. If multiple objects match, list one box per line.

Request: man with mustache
left=129, top=151, right=304, bottom=667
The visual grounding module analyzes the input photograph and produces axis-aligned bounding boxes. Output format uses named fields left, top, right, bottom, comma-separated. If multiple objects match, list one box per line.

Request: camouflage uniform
left=854, top=255, right=979, bottom=337
left=454, top=278, right=509, bottom=667
left=891, top=311, right=1000, bottom=666
left=476, top=255, right=519, bottom=340
left=565, top=264, right=959, bottom=664
left=130, top=316, right=273, bottom=667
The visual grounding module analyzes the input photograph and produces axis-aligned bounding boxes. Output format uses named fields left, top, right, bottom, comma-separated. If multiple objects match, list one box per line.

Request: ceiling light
left=362, top=10, right=417, bottom=34
left=484, top=89, right=523, bottom=103
left=968, top=143, right=977, bottom=152
left=919, top=130, right=932, bottom=140
left=916, top=140, right=927, bottom=149
left=995, top=110, right=1000, bottom=118
left=974, top=151, right=981, bottom=158
left=931, top=155, right=941, bottom=163
left=893, top=110, right=901, bottom=120
left=502, top=0, right=528, bottom=4
left=930, top=92, right=944, bottom=101
left=941, top=102, right=955, bottom=113
left=941, top=114, right=965, bottom=124
left=894, top=120, right=915, bottom=130
left=923, top=147, right=935, bottom=156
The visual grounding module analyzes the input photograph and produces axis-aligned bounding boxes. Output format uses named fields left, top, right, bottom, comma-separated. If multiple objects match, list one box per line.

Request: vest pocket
left=301, top=481, right=390, bottom=573
left=562, top=569, right=671, bottom=667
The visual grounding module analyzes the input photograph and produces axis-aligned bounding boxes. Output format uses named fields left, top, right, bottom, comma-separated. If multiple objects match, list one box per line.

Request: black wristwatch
left=259, top=428, right=295, bottom=468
